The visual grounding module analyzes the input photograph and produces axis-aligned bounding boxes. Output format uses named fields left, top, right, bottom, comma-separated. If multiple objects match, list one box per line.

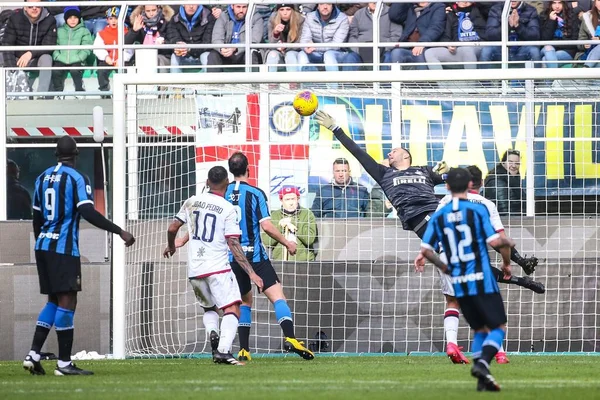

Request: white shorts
left=189, top=270, right=241, bottom=310
left=437, top=252, right=455, bottom=297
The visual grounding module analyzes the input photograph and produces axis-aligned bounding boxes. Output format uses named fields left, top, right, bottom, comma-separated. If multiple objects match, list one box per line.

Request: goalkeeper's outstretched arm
left=315, top=111, right=387, bottom=183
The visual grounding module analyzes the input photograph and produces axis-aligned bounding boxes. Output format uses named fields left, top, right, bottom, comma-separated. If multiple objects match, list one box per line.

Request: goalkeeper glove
left=433, top=161, right=449, bottom=174
left=315, top=110, right=337, bottom=131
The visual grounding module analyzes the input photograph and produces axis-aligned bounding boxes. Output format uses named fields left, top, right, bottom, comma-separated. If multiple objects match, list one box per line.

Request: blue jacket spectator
left=387, top=2, right=446, bottom=69
left=311, top=158, right=370, bottom=218
left=540, top=1, right=580, bottom=68
left=480, top=1, right=541, bottom=68
left=424, top=2, right=487, bottom=71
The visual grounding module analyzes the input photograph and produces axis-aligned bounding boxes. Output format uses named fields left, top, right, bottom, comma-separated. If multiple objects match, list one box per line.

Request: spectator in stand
left=7, top=159, right=32, bottom=220
left=2, top=0, right=56, bottom=94
left=51, top=6, right=92, bottom=93
left=206, top=4, right=263, bottom=72
left=126, top=5, right=174, bottom=72
left=572, top=0, right=592, bottom=19
left=166, top=4, right=216, bottom=73
left=483, top=149, right=525, bottom=215
left=540, top=1, right=580, bottom=68
left=297, top=4, right=350, bottom=73
left=577, top=0, right=600, bottom=68
left=311, top=157, right=370, bottom=218
left=340, top=2, right=404, bottom=70
left=263, top=186, right=318, bottom=261
left=388, top=2, right=446, bottom=70
left=265, top=4, right=304, bottom=72
left=424, top=2, right=487, bottom=71
left=479, top=1, right=541, bottom=69
left=206, top=4, right=263, bottom=73
left=93, top=7, right=134, bottom=95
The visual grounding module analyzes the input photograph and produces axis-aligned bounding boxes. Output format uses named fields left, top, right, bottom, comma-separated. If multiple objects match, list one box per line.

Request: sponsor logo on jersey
left=393, top=175, right=427, bottom=185
left=38, top=232, right=60, bottom=240
left=451, top=272, right=484, bottom=284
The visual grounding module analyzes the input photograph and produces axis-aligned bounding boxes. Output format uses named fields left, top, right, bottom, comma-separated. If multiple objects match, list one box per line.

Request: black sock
left=57, top=329, right=74, bottom=362
left=510, top=247, right=523, bottom=264
left=31, top=326, right=51, bottom=354
left=480, top=345, right=498, bottom=365
left=238, top=326, right=250, bottom=352
left=280, top=320, right=295, bottom=338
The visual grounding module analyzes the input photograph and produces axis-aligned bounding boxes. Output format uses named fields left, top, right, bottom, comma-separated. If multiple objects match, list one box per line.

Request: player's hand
left=501, top=262, right=512, bottom=280
left=250, top=272, right=264, bottom=292
left=433, top=161, right=449, bottom=174
left=414, top=253, right=426, bottom=273
left=175, top=233, right=189, bottom=248
left=285, top=240, right=297, bottom=255
left=120, top=230, right=135, bottom=247
left=315, top=110, right=337, bottom=131
left=163, top=245, right=176, bottom=258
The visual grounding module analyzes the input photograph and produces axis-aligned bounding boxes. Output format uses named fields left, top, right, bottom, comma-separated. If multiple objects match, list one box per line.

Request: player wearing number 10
left=164, top=166, right=263, bottom=366
left=420, top=168, right=514, bottom=392
left=24, top=136, right=135, bottom=376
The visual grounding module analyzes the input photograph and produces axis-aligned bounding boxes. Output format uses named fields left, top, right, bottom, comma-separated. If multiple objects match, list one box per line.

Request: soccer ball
left=292, top=90, right=318, bottom=117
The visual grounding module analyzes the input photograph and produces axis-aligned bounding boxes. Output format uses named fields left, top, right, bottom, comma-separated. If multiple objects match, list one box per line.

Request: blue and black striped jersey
left=421, top=197, right=500, bottom=298
left=32, top=163, right=94, bottom=257
left=225, top=181, right=270, bottom=263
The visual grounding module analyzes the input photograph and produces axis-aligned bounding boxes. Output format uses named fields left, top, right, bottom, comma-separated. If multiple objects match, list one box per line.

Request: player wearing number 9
left=420, top=168, right=513, bottom=392
left=24, top=136, right=135, bottom=377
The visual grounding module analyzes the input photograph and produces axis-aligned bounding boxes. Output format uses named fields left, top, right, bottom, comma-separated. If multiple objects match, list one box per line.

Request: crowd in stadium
left=1, top=0, right=600, bottom=94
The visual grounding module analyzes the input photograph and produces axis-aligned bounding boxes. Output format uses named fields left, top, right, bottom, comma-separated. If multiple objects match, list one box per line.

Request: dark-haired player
left=314, top=111, right=540, bottom=363
left=423, top=165, right=545, bottom=364
left=226, top=152, right=314, bottom=361
left=164, top=166, right=263, bottom=366
left=24, top=136, right=135, bottom=376
left=420, top=167, right=513, bottom=392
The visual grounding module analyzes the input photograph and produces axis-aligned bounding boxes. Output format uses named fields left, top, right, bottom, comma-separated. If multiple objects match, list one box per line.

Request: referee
left=23, top=136, right=135, bottom=376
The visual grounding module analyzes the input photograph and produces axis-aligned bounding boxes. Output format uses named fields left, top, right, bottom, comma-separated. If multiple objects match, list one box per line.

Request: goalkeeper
left=314, top=110, right=538, bottom=273
left=315, top=111, right=542, bottom=363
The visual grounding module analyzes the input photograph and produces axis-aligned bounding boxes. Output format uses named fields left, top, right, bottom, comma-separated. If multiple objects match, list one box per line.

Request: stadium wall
left=1, top=218, right=598, bottom=359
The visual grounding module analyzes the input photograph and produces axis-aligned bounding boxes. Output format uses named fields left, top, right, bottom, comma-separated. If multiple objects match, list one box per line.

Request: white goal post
left=112, top=68, right=600, bottom=359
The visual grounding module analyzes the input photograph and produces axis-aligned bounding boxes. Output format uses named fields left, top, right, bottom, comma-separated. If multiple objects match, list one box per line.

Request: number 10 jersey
left=175, top=192, right=242, bottom=278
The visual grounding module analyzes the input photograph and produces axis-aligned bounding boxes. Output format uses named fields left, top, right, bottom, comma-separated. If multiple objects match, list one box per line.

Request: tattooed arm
left=227, top=236, right=264, bottom=291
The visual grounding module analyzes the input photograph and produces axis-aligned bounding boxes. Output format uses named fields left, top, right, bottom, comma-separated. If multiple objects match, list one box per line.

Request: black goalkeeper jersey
left=331, top=127, right=443, bottom=230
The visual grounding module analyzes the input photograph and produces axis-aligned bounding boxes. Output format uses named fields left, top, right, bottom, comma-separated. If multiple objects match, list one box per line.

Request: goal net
left=112, top=70, right=600, bottom=359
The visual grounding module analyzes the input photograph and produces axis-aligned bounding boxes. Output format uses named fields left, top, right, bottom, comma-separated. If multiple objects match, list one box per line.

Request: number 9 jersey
left=175, top=192, right=242, bottom=278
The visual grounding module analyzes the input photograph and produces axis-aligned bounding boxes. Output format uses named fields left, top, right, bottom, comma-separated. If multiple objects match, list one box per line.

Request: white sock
left=499, top=344, right=505, bottom=353
left=217, top=313, right=239, bottom=354
left=28, top=350, right=40, bottom=362
left=57, top=360, right=71, bottom=368
left=444, top=308, right=460, bottom=345
left=203, top=310, right=220, bottom=335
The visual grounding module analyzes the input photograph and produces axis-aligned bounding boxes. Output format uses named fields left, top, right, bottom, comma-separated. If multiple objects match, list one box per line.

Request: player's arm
left=479, top=208, right=514, bottom=277
left=227, top=236, right=264, bottom=291
left=315, top=111, right=386, bottom=182
left=78, top=204, right=135, bottom=246
left=420, top=247, right=448, bottom=274
left=32, top=209, right=44, bottom=239
left=261, top=219, right=297, bottom=255
left=163, top=218, right=184, bottom=258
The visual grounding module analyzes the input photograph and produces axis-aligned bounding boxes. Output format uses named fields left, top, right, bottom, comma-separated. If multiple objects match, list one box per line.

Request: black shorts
left=458, top=292, right=507, bottom=331
left=231, top=259, right=280, bottom=296
left=407, top=211, right=434, bottom=240
left=35, top=250, right=82, bottom=295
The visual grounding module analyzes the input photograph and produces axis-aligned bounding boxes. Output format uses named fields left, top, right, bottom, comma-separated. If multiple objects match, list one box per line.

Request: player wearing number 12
left=164, top=166, right=263, bottom=366
left=420, top=168, right=514, bottom=392
left=24, top=136, right=135, bottom=376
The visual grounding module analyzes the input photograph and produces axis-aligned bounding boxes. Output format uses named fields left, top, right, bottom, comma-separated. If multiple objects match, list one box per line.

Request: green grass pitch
left=1, top=356, right=599, bottom=399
